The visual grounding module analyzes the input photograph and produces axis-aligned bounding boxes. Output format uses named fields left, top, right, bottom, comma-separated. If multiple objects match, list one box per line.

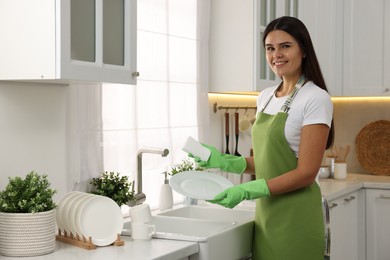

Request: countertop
left=3, top=173, right=390, bottom=260
left=319, top=173, right=390, bottom=200
left=2, top=236, right=198, bottom=260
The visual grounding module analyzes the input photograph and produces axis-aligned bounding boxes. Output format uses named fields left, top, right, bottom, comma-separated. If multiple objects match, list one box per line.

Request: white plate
left=77, top=195, right=123, bottom=246
left=170, top=171, right=233, bottom=200
left=56, top=191, right=83, bottom=232
left=61, top=192, right=86, bottom=234
left=73, top=195, right=96, bottom=238
left=67, top=193, right=93, bottom=237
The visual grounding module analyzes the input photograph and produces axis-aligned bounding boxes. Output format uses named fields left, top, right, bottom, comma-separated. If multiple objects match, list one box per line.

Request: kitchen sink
left=157, top=204, right=254, bottom=223
left=122, top=205, right=255, bottom=260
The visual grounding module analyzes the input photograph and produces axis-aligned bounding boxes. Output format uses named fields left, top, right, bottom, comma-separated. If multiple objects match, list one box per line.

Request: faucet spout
left=135, top=147, right=169, bottom=205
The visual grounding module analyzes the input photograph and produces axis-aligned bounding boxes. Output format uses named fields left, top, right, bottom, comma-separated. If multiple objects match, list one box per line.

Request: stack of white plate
left=56, top=191, right=123, bottom=246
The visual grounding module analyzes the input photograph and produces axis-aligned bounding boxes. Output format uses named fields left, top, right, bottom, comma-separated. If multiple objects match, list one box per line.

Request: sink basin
left=122, top=205, right=255, bottom=260
left=157, top=205, right=254, bottom=222
left=147, top=215, right=235, bottom=242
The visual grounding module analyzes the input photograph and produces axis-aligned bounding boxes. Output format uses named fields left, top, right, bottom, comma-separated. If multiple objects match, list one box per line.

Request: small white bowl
left=318, top=166, right=330, bottom=179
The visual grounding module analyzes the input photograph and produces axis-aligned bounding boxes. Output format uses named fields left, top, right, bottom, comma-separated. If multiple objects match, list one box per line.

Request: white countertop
left=2, top=236, right=198, bottom=260
left=319, top=173, right=390, bottom=200
left=4, top=173, right=390, bottom=260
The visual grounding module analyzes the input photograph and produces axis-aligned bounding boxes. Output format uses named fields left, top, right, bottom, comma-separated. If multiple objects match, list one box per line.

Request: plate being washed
left=170, top=171, right=233, bottom=200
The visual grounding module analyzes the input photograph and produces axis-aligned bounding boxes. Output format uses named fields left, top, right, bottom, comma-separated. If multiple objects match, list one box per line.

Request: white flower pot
left=0, top=209, right=56, bottom=257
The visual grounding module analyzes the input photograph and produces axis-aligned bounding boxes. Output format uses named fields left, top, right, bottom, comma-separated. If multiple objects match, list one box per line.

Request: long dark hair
left=263, top=16, right=334, bottom=149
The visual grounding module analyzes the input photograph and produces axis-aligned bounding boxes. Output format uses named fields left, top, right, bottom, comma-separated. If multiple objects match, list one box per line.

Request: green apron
left=251, top=82, right=324, bottom=260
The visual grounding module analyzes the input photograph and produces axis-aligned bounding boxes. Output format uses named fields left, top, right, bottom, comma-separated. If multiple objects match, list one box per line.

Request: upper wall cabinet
left=0, top=0, right=137, bottom=85
left=299, top=0, right=343, bottom=96
left=210, top=0, right=389, bottom=96
left=209, top=0, right=254, bottom=93
left=296, top=0, right=390, bottom=96
left=341, top=0, right=390, bottom=96
left=254, top=0, right=299, bottom=91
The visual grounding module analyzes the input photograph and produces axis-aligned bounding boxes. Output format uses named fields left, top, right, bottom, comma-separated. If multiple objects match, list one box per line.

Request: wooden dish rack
left=56, top=229, right=124, bottom=250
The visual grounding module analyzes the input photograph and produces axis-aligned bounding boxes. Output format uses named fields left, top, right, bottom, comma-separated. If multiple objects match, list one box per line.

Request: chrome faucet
left=134, top=147, right=169, bottom=205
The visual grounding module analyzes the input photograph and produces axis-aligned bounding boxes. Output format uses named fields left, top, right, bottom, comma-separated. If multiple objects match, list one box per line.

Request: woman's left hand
left=207, top=179, right=270, bottom=208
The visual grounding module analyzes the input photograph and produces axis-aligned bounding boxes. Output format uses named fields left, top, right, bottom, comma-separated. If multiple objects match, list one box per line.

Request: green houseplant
left=0, top=171, right=56, bottom=213
left=0, top=171, right=57, bottom=257
left=90, top=171, right=135, bottom=207
left=169, top=159, right=205, bottom=175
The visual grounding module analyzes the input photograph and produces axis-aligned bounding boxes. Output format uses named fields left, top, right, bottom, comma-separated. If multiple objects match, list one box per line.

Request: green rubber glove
left=207, top=179, right=270, bottom=208
left=190, top=144, right=247, bottom=174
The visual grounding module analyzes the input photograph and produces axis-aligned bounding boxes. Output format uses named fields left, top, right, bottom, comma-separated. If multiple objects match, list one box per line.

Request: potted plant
left=0, top=171, right=57, bottom=257
left=169, top=159, right=205, bottom=175
left=90, top=171, right=135, bottom=207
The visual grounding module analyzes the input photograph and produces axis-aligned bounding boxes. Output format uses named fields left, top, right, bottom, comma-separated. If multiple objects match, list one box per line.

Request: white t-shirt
left=256, top=81, right=333, bottom=157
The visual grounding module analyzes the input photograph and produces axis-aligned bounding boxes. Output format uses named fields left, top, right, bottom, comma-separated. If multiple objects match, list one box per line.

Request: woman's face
left=264, top=30, right=304, bottom=80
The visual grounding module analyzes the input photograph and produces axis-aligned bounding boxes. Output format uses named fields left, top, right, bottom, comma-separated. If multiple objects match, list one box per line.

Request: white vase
left=0, top=209, right=56, bottom=257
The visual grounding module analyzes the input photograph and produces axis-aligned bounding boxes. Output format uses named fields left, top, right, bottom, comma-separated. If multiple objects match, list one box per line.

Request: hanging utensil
left=234, top=112, right=241, bottom=156
left=225, top=112, right=230, bottom=154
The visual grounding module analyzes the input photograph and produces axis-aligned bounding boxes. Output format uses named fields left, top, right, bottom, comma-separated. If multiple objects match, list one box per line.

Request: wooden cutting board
left=355, top=120, right=390, bottom=175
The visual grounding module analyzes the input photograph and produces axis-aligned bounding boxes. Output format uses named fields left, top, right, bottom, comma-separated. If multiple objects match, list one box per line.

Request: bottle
left=159, top=171, right=173, bottom=211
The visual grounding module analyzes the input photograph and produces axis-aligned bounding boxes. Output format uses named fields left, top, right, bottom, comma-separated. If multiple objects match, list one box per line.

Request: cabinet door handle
left=379, top=194, right=390, bottom=199
left=344, top=196, right=356, bottom=202
left=132, top=71, right=140, bottom=77
left=329, top=203, right=338, bottom=209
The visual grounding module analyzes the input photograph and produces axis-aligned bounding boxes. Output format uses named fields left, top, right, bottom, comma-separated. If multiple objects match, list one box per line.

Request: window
left=101, top=0, right=208, bottom=209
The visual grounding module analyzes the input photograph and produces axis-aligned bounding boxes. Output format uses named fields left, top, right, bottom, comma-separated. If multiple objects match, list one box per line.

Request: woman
left=194, top=16, right=334, bottom=259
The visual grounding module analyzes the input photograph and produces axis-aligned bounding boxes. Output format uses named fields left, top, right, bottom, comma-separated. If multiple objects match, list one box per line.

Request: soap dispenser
left=159, top=171, right=173, bottom=211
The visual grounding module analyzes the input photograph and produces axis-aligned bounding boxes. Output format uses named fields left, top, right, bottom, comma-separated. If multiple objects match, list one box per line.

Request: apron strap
left=260, top=75, right=306, bottom=113
left=280, top=75, right=306, bottom=113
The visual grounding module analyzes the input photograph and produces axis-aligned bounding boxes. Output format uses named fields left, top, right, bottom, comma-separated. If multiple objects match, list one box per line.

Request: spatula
left=225, top=112, right=230, bottom=154
left=234, top=112, right=241, bottom=156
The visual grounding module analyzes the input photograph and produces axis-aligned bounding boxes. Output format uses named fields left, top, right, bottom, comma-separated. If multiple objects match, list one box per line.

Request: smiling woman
left=100, top=0, right=210, bottom=209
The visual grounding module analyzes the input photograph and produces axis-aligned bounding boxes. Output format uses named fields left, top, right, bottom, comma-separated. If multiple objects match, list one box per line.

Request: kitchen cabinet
left=298, top=0, right=343, bottom=96
left=209, top=0, right=302, bottom=93
left=0, top=0, right=137, bottom=85
left=254, top=0, right=300, bottom=91
left=341, top=0, right=390, bottom=96
left=255, top=0, right=390, bottom=96
left=212, top=0, right=389, bottom=95
left=299, top=0, right=390, bottom=96
left=366, top=188, right=390, bottom=260
left=328, top=190, right=365, bottom=260
left=253, top=0, right=344, bottom=92
left=209, top=0, right=255, bottom=92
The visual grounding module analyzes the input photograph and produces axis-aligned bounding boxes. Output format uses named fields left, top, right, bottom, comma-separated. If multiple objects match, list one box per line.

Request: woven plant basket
left=0, top=209, right=56, bottom=257
left=355, top=120, right=390, bottom=175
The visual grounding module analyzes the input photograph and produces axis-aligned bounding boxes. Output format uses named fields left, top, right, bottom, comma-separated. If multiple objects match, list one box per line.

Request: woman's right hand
left=189, top=144, right=247, bottom=174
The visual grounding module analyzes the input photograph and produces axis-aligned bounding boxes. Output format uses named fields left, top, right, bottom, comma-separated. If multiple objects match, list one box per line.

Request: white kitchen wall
left=0, top=82, right=68, bottom=202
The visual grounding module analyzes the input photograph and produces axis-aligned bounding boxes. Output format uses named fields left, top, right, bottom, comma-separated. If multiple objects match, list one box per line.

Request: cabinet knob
left=132, top=71, right=140, bottom=77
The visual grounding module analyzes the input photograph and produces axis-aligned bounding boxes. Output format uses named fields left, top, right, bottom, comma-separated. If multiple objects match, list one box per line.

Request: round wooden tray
left=355, top=120, right=390, bottom=175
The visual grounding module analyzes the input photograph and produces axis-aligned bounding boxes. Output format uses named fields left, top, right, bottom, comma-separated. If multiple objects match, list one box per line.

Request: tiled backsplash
left=208, top=94, right=390, bottom=175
